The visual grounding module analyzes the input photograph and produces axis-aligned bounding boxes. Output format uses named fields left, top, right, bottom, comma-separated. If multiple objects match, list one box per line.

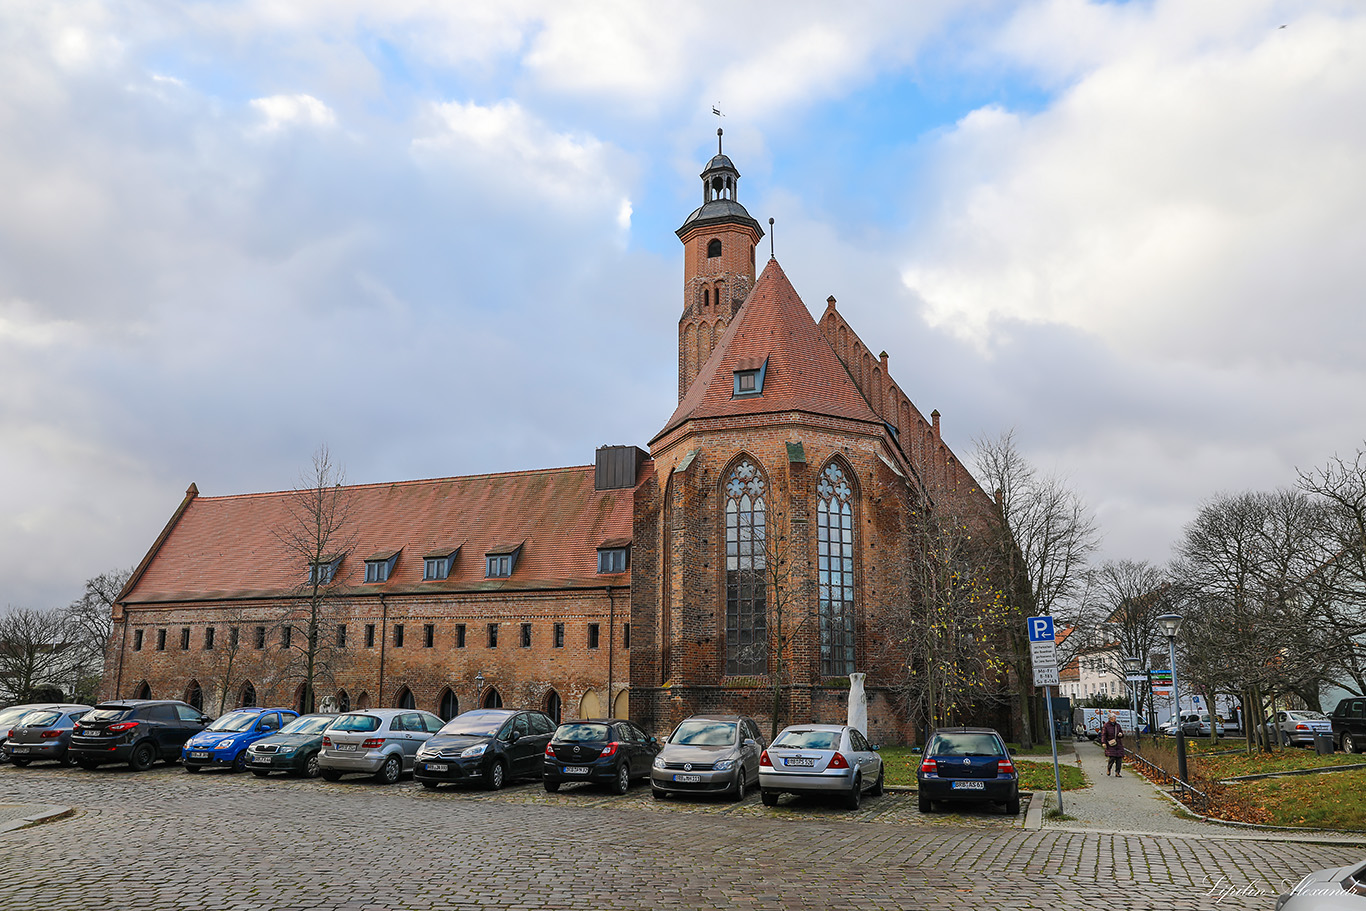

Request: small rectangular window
left=204, top=627, right=215, bottom=650
left=588, top=623, right=600, bottom=649
left=487, top=623, right=498, bottom=648
left=156, top=628, right=167, bottom=651
left=521, top=623, right=532, bottom=648
left=180, top=627, right=190, bottom=650
left=133, top=629, right=144, bottom=651
left=393, top=624, right=405, bottom=648
left=424, top=555, right=453, bottom=581
left=309, top=560, right=337, bottom=585
left=456, top=624, right=466, bottom=648
left=364, top=623, right=375, bottom=648
left=553, top=622, right=564, bottom=649
left=254, top=626, right=265, bottom=649
left=336, top=624, right=347, bottom=648
left=597, top=547, right=627, bottom=574
left=486, top=554, right=512, bottom=578
left=229, top=627, right=239, bottom=649
left=280, top=626, right=292, bottom=649
left=424, top=623, right=434, bottom=648
left=364, top=562, right=383, bottom=583
left=623, top=623, right=630, bottom=649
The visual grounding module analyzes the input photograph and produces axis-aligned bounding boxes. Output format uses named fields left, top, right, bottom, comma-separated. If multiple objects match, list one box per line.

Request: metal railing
left=1125, top=747, right=1214, bottom=813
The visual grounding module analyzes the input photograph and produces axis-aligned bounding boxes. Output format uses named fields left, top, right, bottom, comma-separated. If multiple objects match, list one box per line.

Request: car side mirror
left=507, top=731, right=520, bottom=743
left=871, top=744, right=880, bottom=752
left=649, top=736, right=658, bottom=744
left=911, top=746, right=922, bottom=754
left=743, top=738, right=757, bottom=748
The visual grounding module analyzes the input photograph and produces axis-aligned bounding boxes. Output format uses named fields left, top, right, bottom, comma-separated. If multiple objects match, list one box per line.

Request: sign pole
left=1027, top=615, right=1064, bottom=817
left=1043, top=683, right=1063, bottom=815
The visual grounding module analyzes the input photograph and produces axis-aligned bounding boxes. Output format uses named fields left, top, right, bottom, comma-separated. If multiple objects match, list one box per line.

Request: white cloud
left=249, top=93, right=336, bottom=132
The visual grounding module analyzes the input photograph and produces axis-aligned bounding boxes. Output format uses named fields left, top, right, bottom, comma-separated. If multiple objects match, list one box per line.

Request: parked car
left=0, top=703, right=73, bottom=763
left=649, top=714, right=766, bottom=801
left=1266, top=710, right=1333, bottom=747
left=758, top=723, right=883, bottom=810
left=1275, top=856, right=1366, bottom=910
left=246, top=714, right=336, bottom=778
left=68, top=699, right=210, bottom=770
left=542, top=718, right=660, bottom=794
left=1333, top=697, right=1366, bottom=754
left=181, top=707, right=297, bottom=772
left=3, top=704, right=93, bottom=766
left=414, top=708, right=556, bottom=790
left=1160, top=712, right=1227, bottom=736
left=318, top=709, right=444, bottom=784
left=916, top=726, right=1020, bottom=815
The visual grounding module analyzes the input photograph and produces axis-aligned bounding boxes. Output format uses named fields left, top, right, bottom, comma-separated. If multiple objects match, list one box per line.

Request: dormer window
left=485, top=543, right=523, bottom=579
left=732, top=356, right=768, bottom=398
left=597, top=539, right=630, bottom=574
left=309, top=555, right=342, bottom=585
left=424, top=547, right=459, bottom=581
left=363, top=550, right=399, bottom=584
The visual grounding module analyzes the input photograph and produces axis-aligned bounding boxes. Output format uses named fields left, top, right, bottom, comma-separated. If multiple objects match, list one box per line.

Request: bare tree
left=1089, top=560, right=1170, bottom=721
left=1298, top=447, right=1366, bottom=696
left=973, top=430, right=1099, bottom=746
left=208, top=611, right=250, bottom=715
left=61, top=567, right=132, bottom=702
left=272, top=446, right=355, bottom=714
left=0, top=607, right=79, bottom=703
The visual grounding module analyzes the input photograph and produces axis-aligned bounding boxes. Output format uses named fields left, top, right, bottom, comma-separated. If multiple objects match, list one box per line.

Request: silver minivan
left=318, top=709, right=444, bottom=784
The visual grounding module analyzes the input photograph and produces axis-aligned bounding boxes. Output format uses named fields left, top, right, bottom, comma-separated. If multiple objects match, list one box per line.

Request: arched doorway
left=184, top=681, right=203, bottom=711
left=612, top=689, right=629, bottom=719
left=294, top=682, right=311, bottom=714
left=336, top=690, right=351, bottom=712
left=133, top=681, right=151, bottom=700
left=439, top=688, right=458, bottom=721
left=239, top=681, right=257, bottom=707
left=395, top=686, right=416, bottom=710
left=544, top=690, right=562, bottom=725
left=578, top=690, right=601, bottom=719
left=356, top=691, right=370, bottom=710
left=482, top=687, right=503, bottom=709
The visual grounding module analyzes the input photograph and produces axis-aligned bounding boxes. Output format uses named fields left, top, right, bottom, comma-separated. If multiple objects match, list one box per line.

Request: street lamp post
left=1155, top=613, right=1188, bottom=783
left=1122, top=655, right=1141, bottom=744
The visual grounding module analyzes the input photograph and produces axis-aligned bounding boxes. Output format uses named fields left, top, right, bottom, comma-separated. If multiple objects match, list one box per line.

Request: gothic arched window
left=724, top=459, right=767, bottom=675
left=817, top=462, right=856, bottom=675
left=707, top=238, right=722, bottom=258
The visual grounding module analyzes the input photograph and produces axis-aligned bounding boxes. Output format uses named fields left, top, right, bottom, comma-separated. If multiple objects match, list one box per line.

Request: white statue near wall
left=848, top=672, right=868, bottom=736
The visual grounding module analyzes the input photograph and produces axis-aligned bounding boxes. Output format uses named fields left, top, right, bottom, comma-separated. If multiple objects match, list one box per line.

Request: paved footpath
left=1, top=761, right=1362, bottom=910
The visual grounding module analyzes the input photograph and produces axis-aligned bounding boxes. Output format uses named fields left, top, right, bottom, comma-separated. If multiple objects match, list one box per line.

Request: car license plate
left=563, top=766, right=590, bottom=775
left=951, top=780, right=985, bottom=790
left=335, top=743, right=356, bottom=752
left=784, top=757, right=815, bottom=767
left=191, top=751, right=210, bottom=760
left=673, top=774, right=701, bottom=783
left=11, top=747, right=28, bottom=753
left=426, top=763, right=448, bottom=772
left=249, top=756, right=268, bottom=764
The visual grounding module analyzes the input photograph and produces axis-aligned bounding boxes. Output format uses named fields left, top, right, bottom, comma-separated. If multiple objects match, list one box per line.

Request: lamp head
left=1155, top=613, right=1184, bottom=640
left=1123, top=656, right=1141, bottom=673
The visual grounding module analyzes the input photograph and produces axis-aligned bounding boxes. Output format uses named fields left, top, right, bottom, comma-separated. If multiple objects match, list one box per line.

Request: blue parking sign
left=1027, top=615, right=1054, bottom=643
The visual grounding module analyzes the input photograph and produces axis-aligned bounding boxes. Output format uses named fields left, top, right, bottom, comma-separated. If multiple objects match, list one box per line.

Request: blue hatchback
left=182, top=708, right=298, bottom=773
left=916, top=726, right=1020, bottom=815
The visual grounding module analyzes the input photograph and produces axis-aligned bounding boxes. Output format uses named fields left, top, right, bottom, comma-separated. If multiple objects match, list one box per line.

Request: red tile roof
left=654, top=258, right=882, bottom=441
left=122, top=464, right=646, bottom=605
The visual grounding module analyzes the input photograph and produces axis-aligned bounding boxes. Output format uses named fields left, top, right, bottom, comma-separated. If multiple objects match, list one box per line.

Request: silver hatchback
left=318, top=709, right=444, bottom=784
left=758, top=723, right=883, bottom=810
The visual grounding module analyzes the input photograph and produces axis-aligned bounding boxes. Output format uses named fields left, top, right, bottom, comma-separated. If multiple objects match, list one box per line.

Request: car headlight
left=460, top=743, right=487, bottom=758
left=713, top=759, right=735, bottom=772
left=273, top=747, right=297, bottom=758
left=216, top=739, right=236, bottom=750
left=416, top=746, right=434, bottom=759
left=652, top=755, right=666, bottom=770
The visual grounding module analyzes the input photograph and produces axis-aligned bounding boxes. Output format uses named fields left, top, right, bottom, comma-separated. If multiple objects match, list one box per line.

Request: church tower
left=675, top=129, right=765, bottom=401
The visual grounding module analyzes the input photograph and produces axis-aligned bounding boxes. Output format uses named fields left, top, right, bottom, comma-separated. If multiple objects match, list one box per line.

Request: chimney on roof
left=595, top=445, right=647, bottom=491
left=931, top=410, right=941, bottom=439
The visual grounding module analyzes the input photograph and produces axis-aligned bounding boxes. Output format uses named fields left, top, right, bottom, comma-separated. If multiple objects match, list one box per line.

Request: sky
left=3, top=0, right=1364, bottom=612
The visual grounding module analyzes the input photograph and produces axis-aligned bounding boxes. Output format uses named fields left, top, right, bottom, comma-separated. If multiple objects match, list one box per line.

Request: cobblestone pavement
left=1, top=762, right=1362, bottom=910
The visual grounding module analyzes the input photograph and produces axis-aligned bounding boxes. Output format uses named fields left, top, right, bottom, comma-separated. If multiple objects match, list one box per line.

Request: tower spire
left=718, top=127, right=723, bottom=155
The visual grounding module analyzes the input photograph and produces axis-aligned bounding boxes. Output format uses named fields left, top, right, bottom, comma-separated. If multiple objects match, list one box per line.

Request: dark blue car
left=182, top=707, right=297, bottom=772
left=917, top=726, right=1020, bottom=815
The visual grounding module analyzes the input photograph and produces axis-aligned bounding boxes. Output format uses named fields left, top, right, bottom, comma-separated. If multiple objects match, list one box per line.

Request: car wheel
left=1345, top=733, right=1358, bottom=754
left=1006, top=796, right=1021, bottom=815
left=375, top=754, right=402, bottom=785
left=870, top=766, right=885, bottom=797
left=919, top=794, right=933, bottom=813
left=303, top=752, right=321, bottom=779
left=129, top=741, right=157, bottom=772
left=59, top=753, right=76, bottom=768
left=421, top=781, right=439, bottom=790
left=730, top=769, right=746, bottom=802
left=761, top=789, right=779, bottom=807
left=611, top=762, right=631, bottom=795
left=232, top=751, right=248, bottom=773
left=544, top=780, right=561, bottom=793
left=321, top=769, right=342, bottom=782
left=844, top=775, right=862, bottom=810
left=485, top=759, right=507, bottom=790
left=251, top=770, right=270, bottom=778
left=9, top=758, right=30, bottom=768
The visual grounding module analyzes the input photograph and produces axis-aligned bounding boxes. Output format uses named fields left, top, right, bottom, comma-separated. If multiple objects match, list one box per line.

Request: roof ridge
left=193, top=463, right=600, bottom=501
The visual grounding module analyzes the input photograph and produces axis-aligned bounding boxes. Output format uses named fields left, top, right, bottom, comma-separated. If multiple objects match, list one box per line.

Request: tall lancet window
left=725, top=459, right=768, bottom=675
left=818, top=462, right=856, bottom=675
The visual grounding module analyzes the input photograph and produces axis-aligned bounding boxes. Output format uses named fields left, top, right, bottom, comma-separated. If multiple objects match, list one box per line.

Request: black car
left=3, top=704, right=92, bottom=766
left=414, top=709, right=556, bottom=790
left=543, top=718, right=660, bottom=794
left=916, top=726, right=1020, bottom=815
left=1333, top=696, right=1366, bottom=754
left=68, top=699, right=210, bottom=771
left=245, top=713, right=336, bottom=778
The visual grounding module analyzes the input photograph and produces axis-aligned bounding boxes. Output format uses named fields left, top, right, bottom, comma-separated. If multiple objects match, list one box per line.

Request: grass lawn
left=1225, top=766, right=1366, bottom=829
left=1197, top=748, right=1366, bottom=780
left=878, top=746, right=1089, bottom=790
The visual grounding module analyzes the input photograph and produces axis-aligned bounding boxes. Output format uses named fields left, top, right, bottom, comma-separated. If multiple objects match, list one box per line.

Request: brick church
left=102, top=134, right=1009, bottom=744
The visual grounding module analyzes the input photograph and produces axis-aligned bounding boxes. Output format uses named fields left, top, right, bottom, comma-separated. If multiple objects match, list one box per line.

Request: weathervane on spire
left=769, top=217, right=775, bottom=260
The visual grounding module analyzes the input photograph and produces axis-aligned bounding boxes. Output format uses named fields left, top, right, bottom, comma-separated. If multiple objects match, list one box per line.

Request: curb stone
left=0, top=804, right=73, bottom=833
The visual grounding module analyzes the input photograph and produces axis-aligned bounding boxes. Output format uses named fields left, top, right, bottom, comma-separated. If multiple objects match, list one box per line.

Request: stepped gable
left=654, top=258, right=881, bottom=442
left=122, top=465, right=643, bottom=604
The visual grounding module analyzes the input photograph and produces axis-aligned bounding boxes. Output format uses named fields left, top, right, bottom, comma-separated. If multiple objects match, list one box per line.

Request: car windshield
left=1288, top=711, right=1327, bottom=721
left=279, top=715, right=333, bottom=735
left=206, top=712, right=261, bottom=732
left=329, top=714, right=382, bottom=733
left=16, top=710, right=61, bottom=727
left=930, top=733, right=1005, bottom=757
left=772, top=730, right=840, bottom=750
left=437, top=720, right=500, bottom=737
left=555, top=723, right=610, bottom=743
left=85, top=707, right=134, bottom=723
left=669, top=721, right=737, bottom=746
